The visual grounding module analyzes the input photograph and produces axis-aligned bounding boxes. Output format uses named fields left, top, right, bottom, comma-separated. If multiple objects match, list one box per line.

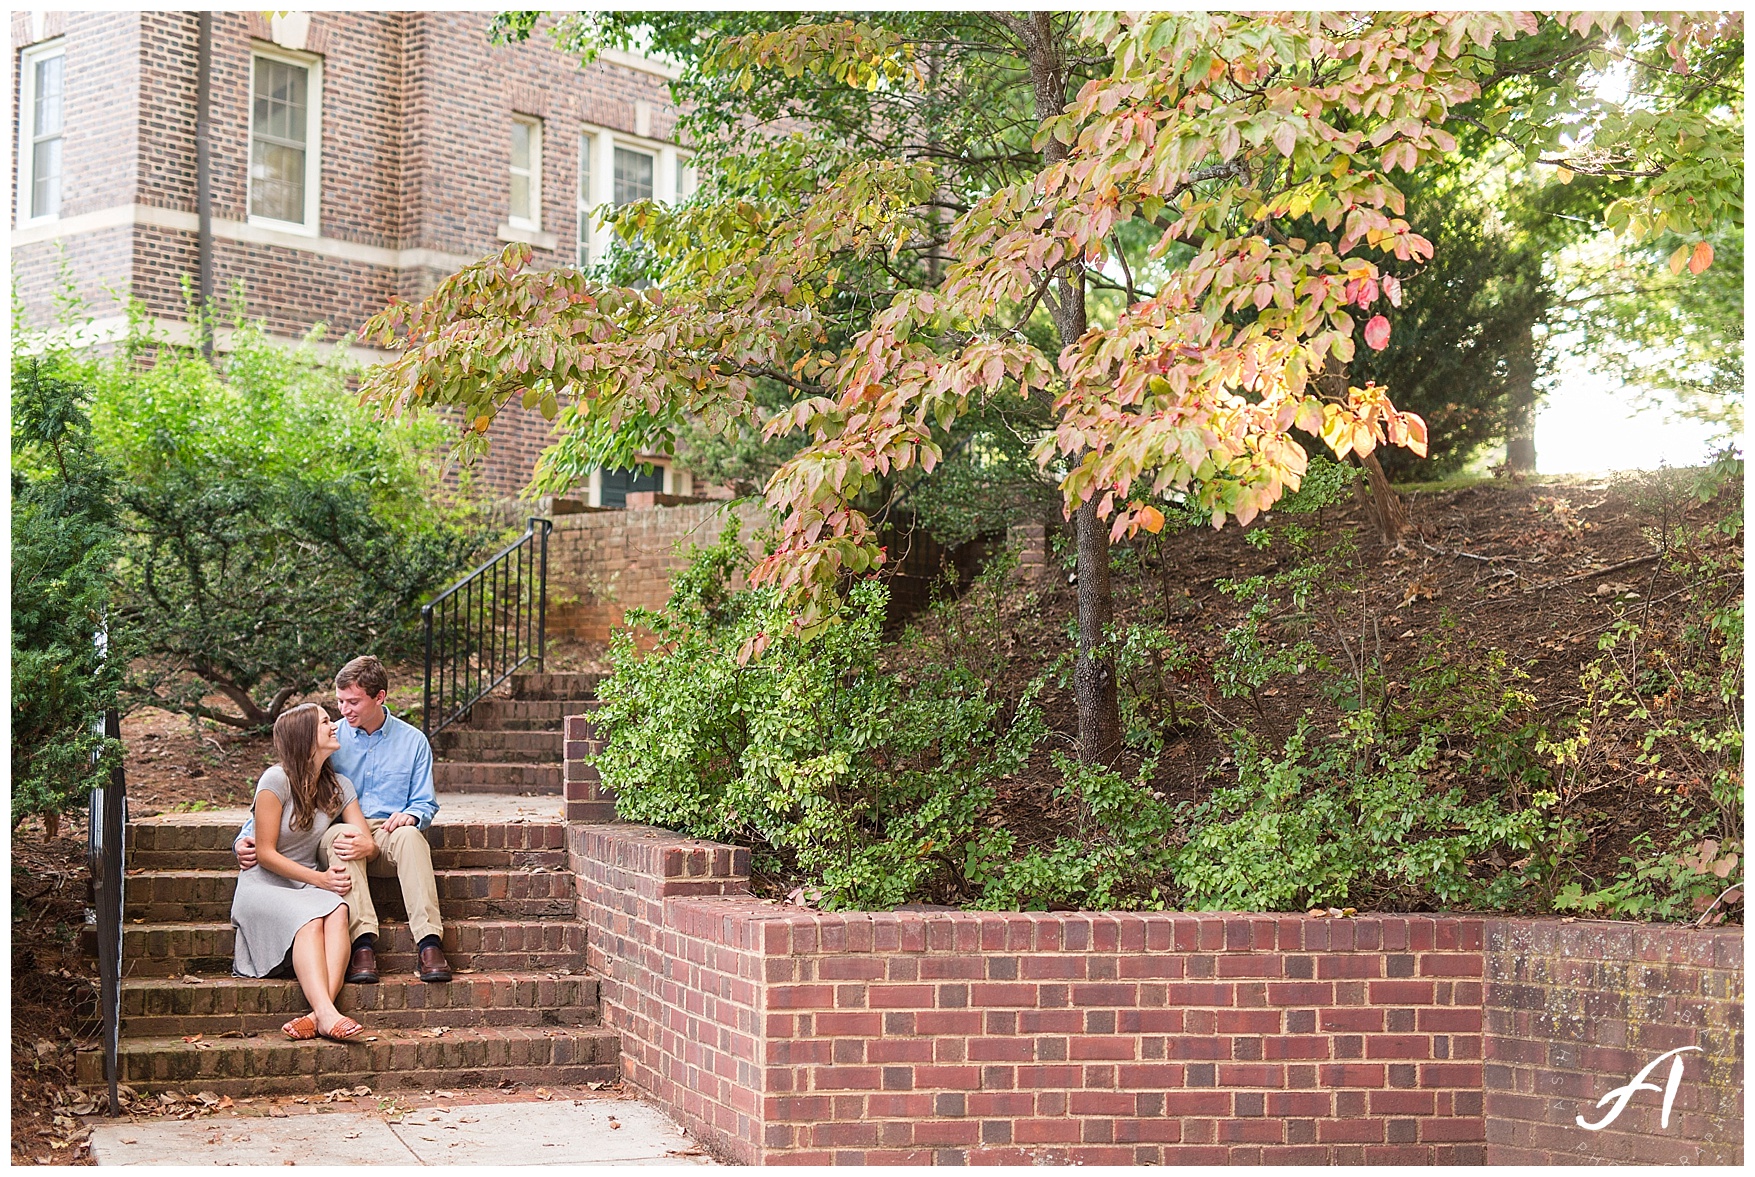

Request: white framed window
left=577, top=131, right=689, bottom=265
left=510, top=115, right=543, bottom=231
left=678, top=160, right=699, bottom=201
left=613, top=144, right=655, bottom=206
left=248, top=45, right=322, bottom=233
left=17, top=40, right=66, bottom=225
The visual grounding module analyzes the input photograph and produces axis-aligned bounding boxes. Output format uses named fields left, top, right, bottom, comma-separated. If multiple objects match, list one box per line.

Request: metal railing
left=87, top=709, right=126, bottom=1115
left=422, top=516, right=551, bottom=736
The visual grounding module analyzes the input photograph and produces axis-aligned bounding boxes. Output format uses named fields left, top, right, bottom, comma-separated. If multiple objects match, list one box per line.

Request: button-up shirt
left=236, top=710, right=438, bottom=844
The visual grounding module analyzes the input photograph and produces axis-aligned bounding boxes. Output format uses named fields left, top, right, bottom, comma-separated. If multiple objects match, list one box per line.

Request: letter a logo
left=1577, top=1046, right=1702, bottom=1131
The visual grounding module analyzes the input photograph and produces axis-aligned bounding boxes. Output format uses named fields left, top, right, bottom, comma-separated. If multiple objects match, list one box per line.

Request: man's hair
left=335, top=655, right=389, bottom=698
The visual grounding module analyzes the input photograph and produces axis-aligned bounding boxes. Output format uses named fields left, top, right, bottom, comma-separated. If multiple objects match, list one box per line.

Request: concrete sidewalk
left=85, top=1086, right=715, bottom=1166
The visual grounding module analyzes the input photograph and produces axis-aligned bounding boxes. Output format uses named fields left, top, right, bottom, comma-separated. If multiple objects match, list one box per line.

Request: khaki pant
left=318, top=818, right=443, bottom=944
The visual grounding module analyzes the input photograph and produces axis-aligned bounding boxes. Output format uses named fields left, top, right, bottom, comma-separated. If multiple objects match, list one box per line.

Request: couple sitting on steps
left=228, top=655, right=451, bottom=1044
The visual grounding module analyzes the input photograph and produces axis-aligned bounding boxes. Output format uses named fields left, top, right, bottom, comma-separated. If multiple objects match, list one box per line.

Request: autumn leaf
left=1689, top=240, right=1714, bottom=274
left=1363, top=315, right=1391, bottom=351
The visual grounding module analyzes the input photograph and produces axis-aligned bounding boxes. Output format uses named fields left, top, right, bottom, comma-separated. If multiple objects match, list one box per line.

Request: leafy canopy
left=362, top=11, right=1739, bottom=643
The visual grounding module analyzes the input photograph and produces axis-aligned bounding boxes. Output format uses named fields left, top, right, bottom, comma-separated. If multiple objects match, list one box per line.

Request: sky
left=1537, top=364, right=1729, bottom=475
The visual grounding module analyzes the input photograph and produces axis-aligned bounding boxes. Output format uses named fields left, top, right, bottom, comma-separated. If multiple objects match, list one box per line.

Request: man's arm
left=234, top=815, right=257, bottom=868
left=401, top=735, right=438, bottom=831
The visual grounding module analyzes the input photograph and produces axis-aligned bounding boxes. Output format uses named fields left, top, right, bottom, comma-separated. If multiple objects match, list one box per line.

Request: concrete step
left=76, top=1023, right=620, bottom=1096
left=432, top=729, right=564, bottom=761
left=434, top=762, right=561, bottom=794
left=458, top=698, right=598, bottom=730
left=510, top=672, right=605, bottom=701
left=118, top=971, right=600, bottom=1038
left=129, top=817, right=568, bottom=872
left=116, top=920, right=586, bottom=977
left=125, top=869, right=578, bottom=923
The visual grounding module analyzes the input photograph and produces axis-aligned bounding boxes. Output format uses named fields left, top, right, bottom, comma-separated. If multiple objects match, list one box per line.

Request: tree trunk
left=1503, top=319, right=1537, bottom=475
left=1357, top=448, right=1411, bottom=548
left=1015, top=12, right=1123, bottom=764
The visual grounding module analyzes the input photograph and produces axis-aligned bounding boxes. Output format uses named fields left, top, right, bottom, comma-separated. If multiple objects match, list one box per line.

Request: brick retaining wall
left=1482, top=918, right=1743, bottom=1165
left=565, top=820, right=1744, bottom=1165
left=547, top=500, right=765, bottom=646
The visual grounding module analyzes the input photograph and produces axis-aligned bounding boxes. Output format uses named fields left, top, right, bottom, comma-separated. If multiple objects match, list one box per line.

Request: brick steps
left=119, top=920, right=586, bottom=978
left=508, top=671, right=605, bottom=701
left=129, top=819, right=569, bottom=872
left=126, top=869, right=577, bottom=923
left=434, top=762, right=562, bottom=794
left=460, top=699, right=598, bottom=729
left=76, top=1024, right=621, bottom=1096
left=118, top=971, right=600, bottom=1037
left=431, top=729, right=565, bottom=761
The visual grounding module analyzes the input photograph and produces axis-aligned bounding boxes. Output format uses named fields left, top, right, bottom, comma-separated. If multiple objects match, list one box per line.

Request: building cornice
left=11, top=202, right=481, bottom=273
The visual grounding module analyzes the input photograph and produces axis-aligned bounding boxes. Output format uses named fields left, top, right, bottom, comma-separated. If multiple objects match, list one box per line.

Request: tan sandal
left=319, top=1015, right=366, bottom=1042
left=281, top=1014, right=318, bottom=1040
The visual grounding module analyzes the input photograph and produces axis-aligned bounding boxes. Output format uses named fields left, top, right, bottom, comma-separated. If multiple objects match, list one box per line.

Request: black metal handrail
left=86, top=709, right=125, bottom=1115
left=422, top=516, right=551, bottom=735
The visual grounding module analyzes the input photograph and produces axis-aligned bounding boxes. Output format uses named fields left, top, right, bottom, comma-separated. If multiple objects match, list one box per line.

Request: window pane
left=613, top=147, right=653, bottom=205
left=33, top=55, right=63, bottom=137
left=578, top=210, right=590, bottom=267
left=252, top=57, right=307, bottom=146
left=578, top=136, right=592, bottom=203
left=512, top=121, right=531, bottom=170
left=250, top=139, right=306, bottom=222
left=31, top=138, right=60, bottom=218
left=598, top=465, right=663, bottom=509
left=510, top=173, right=531, bottom=222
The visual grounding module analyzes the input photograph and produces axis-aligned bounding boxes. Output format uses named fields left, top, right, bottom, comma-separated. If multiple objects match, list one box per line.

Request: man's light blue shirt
left=236, top=711, right=438, bottom=843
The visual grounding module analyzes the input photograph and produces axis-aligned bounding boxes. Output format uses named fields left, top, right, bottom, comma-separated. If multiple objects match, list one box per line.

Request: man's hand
left=330, top=829, right=369, bottom=861
left=380, top=812, right=418, bottom=833
left=235, top=836, right=257, bottom=870
left=325, top=861, right=352, bottom=896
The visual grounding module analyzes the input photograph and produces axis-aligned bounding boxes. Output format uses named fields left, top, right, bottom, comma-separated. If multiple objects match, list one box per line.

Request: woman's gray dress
left=230, top=766, right=359, bottom=978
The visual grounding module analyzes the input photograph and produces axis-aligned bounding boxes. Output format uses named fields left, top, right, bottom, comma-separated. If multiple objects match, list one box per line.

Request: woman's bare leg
left=324, top=906, right=350, bottom=1001
left=290, top=917, right=343, bottom=1033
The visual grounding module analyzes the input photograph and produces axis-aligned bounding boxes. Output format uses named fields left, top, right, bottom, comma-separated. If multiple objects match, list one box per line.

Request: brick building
left=10, top=9, right=695, bottom=499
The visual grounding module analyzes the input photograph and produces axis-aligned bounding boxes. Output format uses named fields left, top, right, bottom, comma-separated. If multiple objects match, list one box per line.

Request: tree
left=10, top=351, right=125, bottom=830
left=89, top=313, right=486, bottom=728
left=361, top=12, right=1739, bottom=763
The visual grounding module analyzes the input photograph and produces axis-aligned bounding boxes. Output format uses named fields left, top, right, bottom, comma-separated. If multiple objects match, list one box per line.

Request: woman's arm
left=251, top=791, right=344, bottom=891
left=333, top=800, right=380, bottom=863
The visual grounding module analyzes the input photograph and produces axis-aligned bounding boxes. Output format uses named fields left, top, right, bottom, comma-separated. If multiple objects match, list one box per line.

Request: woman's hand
left=324, top=861, right=352, bottom=896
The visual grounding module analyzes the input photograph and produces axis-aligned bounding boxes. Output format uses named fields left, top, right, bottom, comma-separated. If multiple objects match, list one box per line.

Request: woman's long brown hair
left=271, top=704, right=345, bottom=832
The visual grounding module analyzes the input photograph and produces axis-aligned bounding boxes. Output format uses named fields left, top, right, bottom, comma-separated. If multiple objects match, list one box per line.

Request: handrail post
left=421, top=604, right=434, bottom=736
left=95, top=709, right=124, bottom=1115
left=535, top=517, right=550, bottom=673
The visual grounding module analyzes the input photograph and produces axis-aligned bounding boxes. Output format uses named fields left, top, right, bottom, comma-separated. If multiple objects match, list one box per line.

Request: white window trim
left=16, top=38, right=66, bottom=228
left=577, top=123, right=690, bottom=265
left=246, top=42, right=322, bottom=237
left=509, top=115, right=543, bottom=232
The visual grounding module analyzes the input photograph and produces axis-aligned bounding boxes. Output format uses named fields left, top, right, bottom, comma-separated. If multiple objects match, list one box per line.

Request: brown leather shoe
left=346, top=943, right=379, bottom=985
left=416, top=943, right=452, bottom=983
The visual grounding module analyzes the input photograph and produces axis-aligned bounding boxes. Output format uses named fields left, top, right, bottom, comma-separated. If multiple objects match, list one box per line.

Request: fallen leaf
left=267, top=1105, right=288, bottom=1118
left=182, top=975, right=205, bottom=985
left=342, top=1131, right=361, bottom=1141
left=119, top=1138, right=137, bottom=1145
left=352, top=1085, right=371, bottom=1096
left=181, top=1034, right=204, bottom=1044
left=195, top=1091, right=221, bottom=1106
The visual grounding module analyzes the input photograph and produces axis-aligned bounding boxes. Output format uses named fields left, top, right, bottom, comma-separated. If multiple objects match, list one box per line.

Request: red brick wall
left=1483, top=918, right=1744, bottom=1165
left=570, top=823, right=1491, bottom=1165
left=547, top=501, right=767, bottom=646
left=568, top=821, right=1745, bottom=1166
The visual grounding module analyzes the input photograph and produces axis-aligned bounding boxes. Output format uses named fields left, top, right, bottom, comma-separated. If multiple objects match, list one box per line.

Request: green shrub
left=87, top=311, right=487, bottom=727
left=973, top=753, right=1182, bottom=911
left=595, top=521, right=1041, bottom=909
left=10, top=351, right=126, bottom=826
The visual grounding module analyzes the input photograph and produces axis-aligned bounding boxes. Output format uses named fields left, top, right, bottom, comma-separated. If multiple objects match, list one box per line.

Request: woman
left=231, top=702, right=378, bottom=1042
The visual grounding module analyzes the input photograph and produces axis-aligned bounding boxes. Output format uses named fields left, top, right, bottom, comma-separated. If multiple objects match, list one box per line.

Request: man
left=236, top=655, right=450, bottom=983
